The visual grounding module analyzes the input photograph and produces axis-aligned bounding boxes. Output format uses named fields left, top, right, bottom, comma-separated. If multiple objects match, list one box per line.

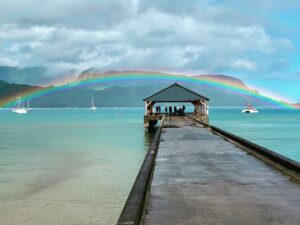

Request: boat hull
left=242, top=109, right=258, bottom=113
left=12, top=109, right=28, bottom=114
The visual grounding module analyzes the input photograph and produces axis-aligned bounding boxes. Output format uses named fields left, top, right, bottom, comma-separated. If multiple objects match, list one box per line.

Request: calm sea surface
left=210, top=107, right=300, bottom=162
left=0, top=107, right=299, bottom=225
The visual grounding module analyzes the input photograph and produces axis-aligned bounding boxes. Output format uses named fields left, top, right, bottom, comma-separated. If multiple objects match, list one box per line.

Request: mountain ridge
left=0, top=69, right=297, bottom=108
left=0, top=66, right=48, bottom=85
left=0, top=66, right=252, bottom=93
left=78, top=69, right=249, bottom=90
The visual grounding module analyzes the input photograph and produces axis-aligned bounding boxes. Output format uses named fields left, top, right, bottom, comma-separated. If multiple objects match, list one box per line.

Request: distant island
left=0, top=67, right=297, bottom=108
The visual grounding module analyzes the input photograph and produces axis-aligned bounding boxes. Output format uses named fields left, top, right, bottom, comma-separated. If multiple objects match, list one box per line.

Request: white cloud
left=230, top=59, right=257, bottom=71
left=0, top=0, right=140, bottom=29
left=0, top=0, right=296, bottom=78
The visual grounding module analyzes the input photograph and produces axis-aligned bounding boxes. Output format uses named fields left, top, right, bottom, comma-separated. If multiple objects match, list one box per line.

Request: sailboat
left=27, top=99, right=33, bottom=111
left=242, top=96, right=258, bottom=113
left=12, top=97, right=28, bottom=114
left=90, top=97, right=97, bottom=110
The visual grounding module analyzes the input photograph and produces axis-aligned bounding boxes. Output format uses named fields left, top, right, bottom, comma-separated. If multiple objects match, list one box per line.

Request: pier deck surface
left=142, top=116, right=300, bottom=225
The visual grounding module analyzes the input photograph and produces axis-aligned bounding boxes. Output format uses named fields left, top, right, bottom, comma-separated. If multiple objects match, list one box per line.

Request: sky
left=0, top=0, right=299, bottom=102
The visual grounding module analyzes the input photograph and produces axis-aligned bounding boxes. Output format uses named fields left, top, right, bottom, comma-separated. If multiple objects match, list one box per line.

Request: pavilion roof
left=143, top=83, right=209, bottom=102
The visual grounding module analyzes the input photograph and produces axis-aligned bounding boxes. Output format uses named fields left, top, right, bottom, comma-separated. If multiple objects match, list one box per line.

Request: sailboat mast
left=14, top=97, right=18, bottom=109
left=247, top=95, right=251, bottom=107
left=18, top=97, right=21, bottom=109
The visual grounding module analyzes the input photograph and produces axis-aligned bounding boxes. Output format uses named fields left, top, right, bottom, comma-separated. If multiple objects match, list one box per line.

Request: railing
left=116, top=117, right=165, bottom=225
left=145, top=112, right=197, bottom=116
left=189, top=116, right=300, bottom=176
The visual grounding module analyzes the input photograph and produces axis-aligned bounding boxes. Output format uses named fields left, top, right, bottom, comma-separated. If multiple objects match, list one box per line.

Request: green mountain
left=0, top=67, right=297, bottom=108
left=0, top=66, right=48, bottom=85
left=0, top=80, right=42, bottom=106
left=0, top=76, right=275, bottom=108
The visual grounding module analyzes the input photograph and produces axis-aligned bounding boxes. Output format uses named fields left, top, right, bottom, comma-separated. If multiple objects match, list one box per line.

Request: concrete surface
left=141, top=116, right=300, bottom=225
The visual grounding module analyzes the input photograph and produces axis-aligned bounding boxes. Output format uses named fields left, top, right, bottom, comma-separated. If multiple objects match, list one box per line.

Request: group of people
left=154, top=105, right=186, bottom=116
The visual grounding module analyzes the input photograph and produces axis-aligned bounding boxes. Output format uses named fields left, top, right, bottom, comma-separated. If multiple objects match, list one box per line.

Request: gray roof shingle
left=143, top=83, right=209, bottom=102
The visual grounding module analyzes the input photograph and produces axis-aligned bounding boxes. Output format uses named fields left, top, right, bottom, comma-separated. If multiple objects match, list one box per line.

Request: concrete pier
left=141, top=116, right=300, bottom=225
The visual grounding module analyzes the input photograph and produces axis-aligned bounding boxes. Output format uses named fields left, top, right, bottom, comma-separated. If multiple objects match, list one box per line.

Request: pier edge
left=188, top=115, right=300, bottom=180
left=116, top=117, right=165, bottom=225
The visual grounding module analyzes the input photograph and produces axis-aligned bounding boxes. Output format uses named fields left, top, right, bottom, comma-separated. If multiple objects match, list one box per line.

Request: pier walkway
left=141, top=116, right=300, bottom=225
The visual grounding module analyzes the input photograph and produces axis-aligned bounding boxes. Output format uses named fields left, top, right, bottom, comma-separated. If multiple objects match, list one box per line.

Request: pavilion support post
left=193, top=101, right=201, bottom=115
left=205, top=101, right=209, bottom=116
left=145, top=101, right=154, bottom=115
left=145, top=101, right=148, bottom=115
left=202, top=101, right=206, bottom=115
left=191, top=100, right=209, bottom=124
left=200, top=100, right=208, bottom=115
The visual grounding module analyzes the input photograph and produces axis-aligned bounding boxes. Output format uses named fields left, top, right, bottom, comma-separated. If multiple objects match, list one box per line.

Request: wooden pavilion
left=143, top=83, right=209, bottom=128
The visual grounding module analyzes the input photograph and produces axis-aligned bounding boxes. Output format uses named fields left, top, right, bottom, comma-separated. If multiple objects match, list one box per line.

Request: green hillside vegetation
left=0, top=80, right=41, bottom=106
left=0, top=66, right=47, bottom=85
left=0, top=79, right=275, bottom=108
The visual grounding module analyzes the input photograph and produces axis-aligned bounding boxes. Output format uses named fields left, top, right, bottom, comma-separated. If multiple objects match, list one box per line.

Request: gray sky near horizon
left=0, top=0, right=299, bottom=101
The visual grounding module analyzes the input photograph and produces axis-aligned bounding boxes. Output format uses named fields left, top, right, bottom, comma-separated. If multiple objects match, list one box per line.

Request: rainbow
left=1, top=71, right=299, bottom=109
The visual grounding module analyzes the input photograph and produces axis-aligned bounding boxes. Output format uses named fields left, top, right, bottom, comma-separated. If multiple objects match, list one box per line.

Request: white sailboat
left=12, top=97, right=28, bottom=114
left=27, top=99, right=33, bottom=111
left=242, top=96, right=258, bottom=113
left=90, top=97, right=97, bottom=110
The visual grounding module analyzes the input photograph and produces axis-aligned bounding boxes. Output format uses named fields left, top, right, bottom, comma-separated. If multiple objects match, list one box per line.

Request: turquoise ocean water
left=209, top=107, right=300, bottom=162
left=0, top=107, right=299, bottom=225
left=0, top=108, right=152, bottom=225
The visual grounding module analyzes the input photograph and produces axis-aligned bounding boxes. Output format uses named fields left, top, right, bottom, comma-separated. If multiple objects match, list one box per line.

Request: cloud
left=230, top=59, right=257, bottom=71
left=0, top=0, right=296, bottom=79
left=0, top=0, right=140, bottom=29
